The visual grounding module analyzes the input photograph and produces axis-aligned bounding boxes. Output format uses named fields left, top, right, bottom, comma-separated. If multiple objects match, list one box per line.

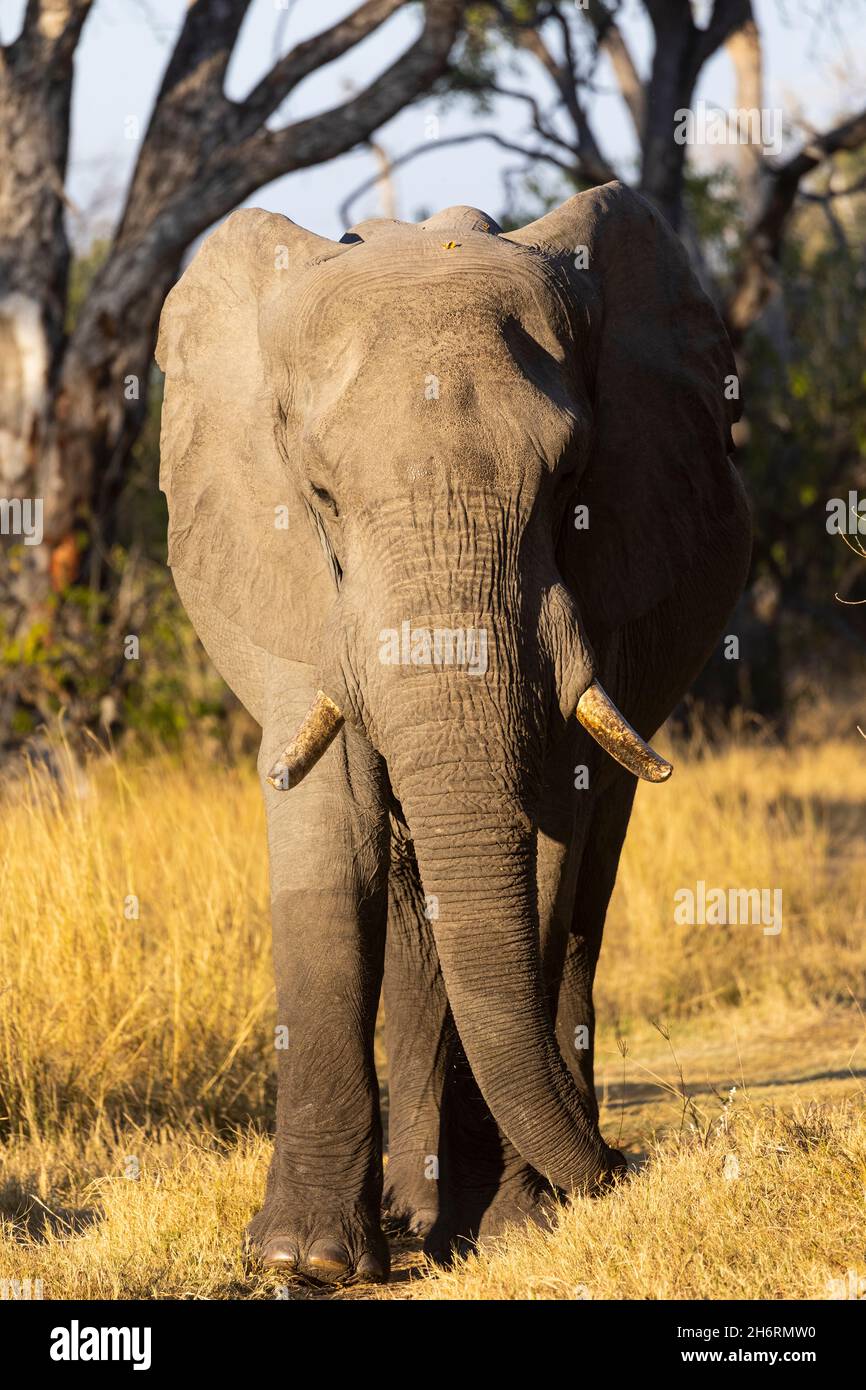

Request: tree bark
left=0, top=0, right=464, bottom=660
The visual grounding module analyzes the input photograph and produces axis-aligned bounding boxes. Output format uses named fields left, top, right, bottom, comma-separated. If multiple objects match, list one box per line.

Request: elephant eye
left=311, top=483, right=338, bottom=516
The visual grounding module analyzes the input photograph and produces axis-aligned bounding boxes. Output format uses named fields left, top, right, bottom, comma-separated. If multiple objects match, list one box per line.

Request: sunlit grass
left=0, top=724, right=863, bottom=1298
left=600, top=732, right=866, bottom=1021
left=0, top=746, right=272, bottom=1138
left=403, top=1100, right=866, bottom=1301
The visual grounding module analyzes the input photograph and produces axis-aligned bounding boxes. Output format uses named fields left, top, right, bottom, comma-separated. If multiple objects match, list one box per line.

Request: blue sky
left=2, top=0, right=863, bottom=245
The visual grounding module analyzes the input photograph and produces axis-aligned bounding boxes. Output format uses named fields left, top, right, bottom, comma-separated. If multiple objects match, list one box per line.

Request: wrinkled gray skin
left=156, top=181, right=751, bottom=1282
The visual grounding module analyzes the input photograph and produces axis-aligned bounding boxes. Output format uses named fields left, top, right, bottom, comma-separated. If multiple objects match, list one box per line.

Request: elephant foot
left=466, top=1168, right=560, bottom=1245
left=382, top=1161, right=442, bottom=1238
left=244, top=1199, right=390, bottom=1285
left=466, top=1145, right=628, bottom=1245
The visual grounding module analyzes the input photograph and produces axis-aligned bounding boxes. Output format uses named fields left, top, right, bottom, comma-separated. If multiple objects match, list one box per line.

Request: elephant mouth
left=265, top=680, right=672, bottom=791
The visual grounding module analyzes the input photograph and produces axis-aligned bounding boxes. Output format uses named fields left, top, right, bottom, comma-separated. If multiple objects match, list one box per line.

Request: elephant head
left=156, top=183, right=743, bottom=1191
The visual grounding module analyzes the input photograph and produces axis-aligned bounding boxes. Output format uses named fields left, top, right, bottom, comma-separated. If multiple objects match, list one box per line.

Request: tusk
left=266, top=691, right=344, bottom=790
left=576, top=681, right=673, bottom=783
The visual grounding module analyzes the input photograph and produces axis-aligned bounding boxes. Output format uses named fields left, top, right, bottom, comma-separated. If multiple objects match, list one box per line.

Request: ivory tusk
left=266, top=691, right=344, bottom=790
left=576, top=680, right=673, bottom=783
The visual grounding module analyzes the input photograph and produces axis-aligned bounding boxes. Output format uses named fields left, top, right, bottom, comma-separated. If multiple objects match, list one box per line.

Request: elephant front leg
left=556, top=770, right=636, bottom=1123
left=382, top=818, right=453, bottom=1247
left=246, top=682, right=390, bottom=1283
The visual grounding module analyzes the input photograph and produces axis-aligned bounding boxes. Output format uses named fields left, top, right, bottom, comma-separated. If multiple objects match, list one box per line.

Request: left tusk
left=576, top=681, right=673, bottom=783
left=266, top=691, right=344, bottom=790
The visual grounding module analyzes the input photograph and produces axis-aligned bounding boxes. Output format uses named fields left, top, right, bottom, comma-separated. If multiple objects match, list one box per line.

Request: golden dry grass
left=597, top=731, right=866, bottom=1021
left=0, top=725, right=864, bottom=1299
left=0, top=747, right=272, bottom=1138
left=400, top=1100, right=866, bottom=1301
left=0, top=1098, right=863, bottom=1301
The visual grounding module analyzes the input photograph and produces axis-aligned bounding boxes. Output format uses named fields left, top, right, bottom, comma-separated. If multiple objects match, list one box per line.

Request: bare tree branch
left=585, top=0, right=645, bottom=136
left=238, top=0, right=406, bottom=130
left=691, top=0, right=753, bottom=74
left=726, top=106, right=866, bottom=342
left=483, top=81, right=582, bottom=158
left=639, top=1, right=697, bottom=222
left=770, top=107, right=866, bottom=208
left=516, top=23, right=616, bottom=184
left=725, top=15, right=764, bottom=220
left=234, top=0, right=465, bottom=191
left=115, top=0, right=254, bottom=239
left=6, top=0, right=93, bottom=63
left=338, top=129, right=579, bottom=227
left=800, top=172, right=866, bottom=201
left=149, top=0, right=252, bottom=102
left=368, top=138, right=398, bottom=219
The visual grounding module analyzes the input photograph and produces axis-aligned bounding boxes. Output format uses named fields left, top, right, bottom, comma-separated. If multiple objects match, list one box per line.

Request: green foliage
left=683, top=166, right=744, bottom=283
left=2, top=350, right=254, bottom=753
left=439, top=1, right=547, bottom=111
left=0, top=547, right=245, bottom=752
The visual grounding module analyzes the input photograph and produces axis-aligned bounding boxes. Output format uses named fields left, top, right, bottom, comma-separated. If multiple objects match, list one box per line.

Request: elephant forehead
left=344, top=206, right=502, bottom=240
left=298, top=333, right=586, bottom=492
left=275, top=233, right=590, bottom=485
left=285, top=234, right=576, bottom=371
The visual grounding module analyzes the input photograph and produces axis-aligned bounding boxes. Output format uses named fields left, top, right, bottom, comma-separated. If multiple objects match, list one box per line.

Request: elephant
left=155, top=180, right=751, bottom=1283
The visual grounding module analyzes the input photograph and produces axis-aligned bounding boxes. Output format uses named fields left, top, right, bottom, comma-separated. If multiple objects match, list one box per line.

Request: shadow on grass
left=0, top=1180, right=101, bottom=1244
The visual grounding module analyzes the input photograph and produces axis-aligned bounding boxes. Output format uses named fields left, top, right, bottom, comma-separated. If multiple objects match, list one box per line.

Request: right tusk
left=266, top=691, right=344, bottom=790
left=576, top=680, right=673, bottom=783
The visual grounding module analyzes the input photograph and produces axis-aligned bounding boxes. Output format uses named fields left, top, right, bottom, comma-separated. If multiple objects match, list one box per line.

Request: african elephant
left=156, top=181, right=751, bottom=1283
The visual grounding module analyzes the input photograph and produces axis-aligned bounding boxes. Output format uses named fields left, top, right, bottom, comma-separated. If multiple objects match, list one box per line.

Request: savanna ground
left=1, top=707, right=865, bottom=1300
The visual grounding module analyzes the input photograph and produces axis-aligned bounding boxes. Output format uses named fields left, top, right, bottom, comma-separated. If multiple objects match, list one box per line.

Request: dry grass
left=0, top=747, right=272, bottom=1138
left=598, top=731, right=866, bottom=1021
left=0, top=724, right=864, bottom=1299
left=401, top=1100, right=866, bottom=1301
left=0, top=1098, right=863, bottom=1301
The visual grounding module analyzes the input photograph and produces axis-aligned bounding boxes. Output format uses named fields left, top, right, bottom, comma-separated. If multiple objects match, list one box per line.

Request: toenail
left=261, top=1238, right=300, bottom=1269
left=305, top=1242, right=351, bottom=1278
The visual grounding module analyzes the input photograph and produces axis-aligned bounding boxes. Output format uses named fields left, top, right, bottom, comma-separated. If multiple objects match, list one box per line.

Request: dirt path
left=597, top=1005, right=865, bottom=1153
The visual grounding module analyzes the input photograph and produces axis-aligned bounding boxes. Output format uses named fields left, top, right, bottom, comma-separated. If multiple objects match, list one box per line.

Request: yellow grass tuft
left=402, top=1100, right=866, bottom=1301
left=0, top=726, right=864, bottom=1299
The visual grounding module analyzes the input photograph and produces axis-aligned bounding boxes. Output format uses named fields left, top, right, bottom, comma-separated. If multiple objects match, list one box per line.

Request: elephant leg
left=245, top=660, right=391, bottom=1283
left=555, top=768, right=637, bottom=1122
left=382, top=815, right=453, bottom=1243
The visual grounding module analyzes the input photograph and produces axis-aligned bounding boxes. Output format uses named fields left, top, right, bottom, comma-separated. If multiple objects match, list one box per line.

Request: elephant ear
left=156, top=208, right=343, bottom=673
left=507, top=180, right=741, bottom=631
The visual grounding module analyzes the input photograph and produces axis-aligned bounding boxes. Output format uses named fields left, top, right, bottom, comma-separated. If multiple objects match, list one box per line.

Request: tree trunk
left=0, top=3, right=92, bottom=625
left=0, top=0, right=463, bottom=733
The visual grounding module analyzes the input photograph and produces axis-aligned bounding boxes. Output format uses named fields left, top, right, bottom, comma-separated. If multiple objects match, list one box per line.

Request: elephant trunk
left=382, top=686, right=618, bottom=1193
